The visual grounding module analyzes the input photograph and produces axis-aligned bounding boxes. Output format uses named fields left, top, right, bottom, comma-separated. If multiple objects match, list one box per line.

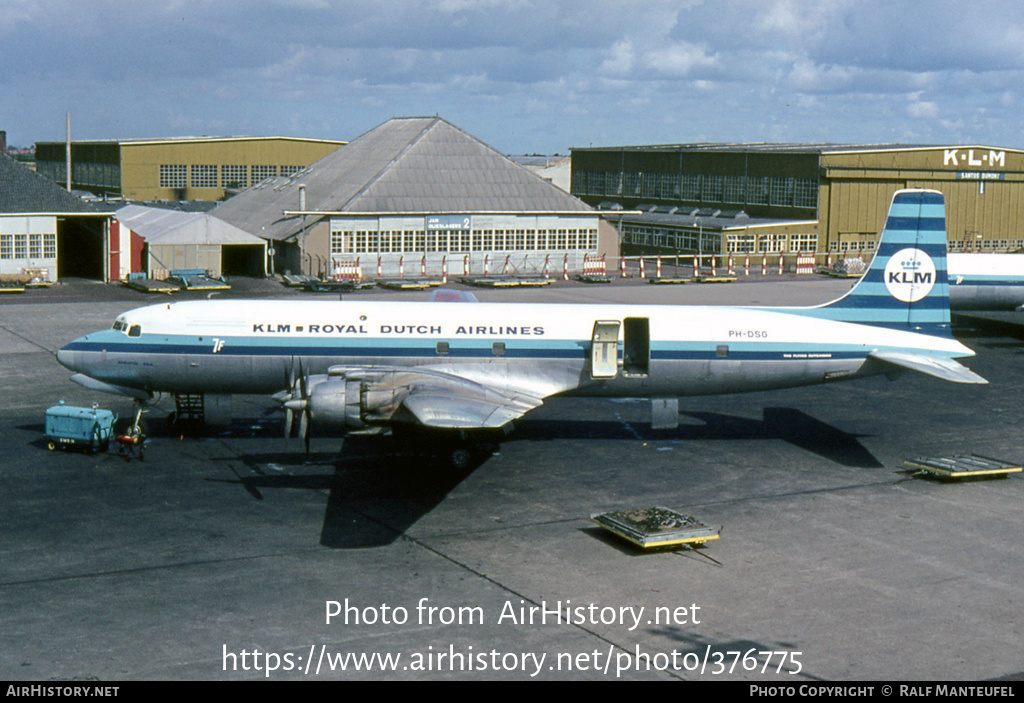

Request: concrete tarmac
left=1, top=277, right=1022, bottom=681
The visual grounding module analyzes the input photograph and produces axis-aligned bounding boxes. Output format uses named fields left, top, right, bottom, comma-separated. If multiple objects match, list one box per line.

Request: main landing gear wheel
left=444, top=441, right=499, bottom=470
left=449, top=446, right=474, bottom=470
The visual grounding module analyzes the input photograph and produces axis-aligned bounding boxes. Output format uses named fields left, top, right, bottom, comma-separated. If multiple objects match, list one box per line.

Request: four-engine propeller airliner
left=57, top=190, right=985, bottom=466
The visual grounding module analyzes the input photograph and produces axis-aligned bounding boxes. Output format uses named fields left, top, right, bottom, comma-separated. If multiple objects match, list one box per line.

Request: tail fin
left=803, top=189, right=952, bottom=337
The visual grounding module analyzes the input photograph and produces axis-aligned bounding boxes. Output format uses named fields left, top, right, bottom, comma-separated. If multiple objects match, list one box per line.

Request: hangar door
left=222, top=244, right=266, bottom=277
left=57, top=217, right=105, bottom=280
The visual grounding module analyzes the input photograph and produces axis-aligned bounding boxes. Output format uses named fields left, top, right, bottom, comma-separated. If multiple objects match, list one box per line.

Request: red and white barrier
left=796, top=252, right=815, bottom=275
left=331, top=258, right=362, bottom=281
left=582, top=254, right=607, bottom=278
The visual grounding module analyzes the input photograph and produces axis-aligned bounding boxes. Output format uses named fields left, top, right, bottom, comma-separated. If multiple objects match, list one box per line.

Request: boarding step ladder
left=170, top=393, right=205, bottom=435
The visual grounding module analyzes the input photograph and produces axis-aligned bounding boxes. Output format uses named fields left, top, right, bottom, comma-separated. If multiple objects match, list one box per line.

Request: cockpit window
left=112, top=320, right=126, bottom=332
left=127, top=325, right=142, bottom=337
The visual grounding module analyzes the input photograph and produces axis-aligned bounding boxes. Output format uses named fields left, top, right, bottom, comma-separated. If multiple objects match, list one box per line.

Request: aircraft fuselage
left=56, top=298, right=974, bottom=402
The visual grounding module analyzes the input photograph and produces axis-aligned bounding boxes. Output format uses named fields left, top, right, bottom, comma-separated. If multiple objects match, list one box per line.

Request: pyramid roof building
left=213, top=117, right=590, bottom=241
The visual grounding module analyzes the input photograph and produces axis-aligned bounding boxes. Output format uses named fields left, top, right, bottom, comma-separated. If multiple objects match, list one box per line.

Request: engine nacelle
left=306, top=377, right=405, bottom=429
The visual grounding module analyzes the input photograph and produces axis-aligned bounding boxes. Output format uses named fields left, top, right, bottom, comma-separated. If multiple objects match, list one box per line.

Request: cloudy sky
left=3, top=0, right=1024, bottom=154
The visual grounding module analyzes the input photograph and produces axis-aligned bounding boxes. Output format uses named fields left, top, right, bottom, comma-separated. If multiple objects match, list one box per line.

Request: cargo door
left=591, top=321, right=620, bottom=379
left=623, top=317, right=650, bottom=376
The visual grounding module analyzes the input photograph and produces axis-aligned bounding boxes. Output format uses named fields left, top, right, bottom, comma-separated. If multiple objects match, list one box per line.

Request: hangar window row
left=158, top=164, right=305, bottom=189
left=622, top=225, right=819, bottom=254
left=574, top=171, right=818, bottom=209
left=724, top=232, right=818, bottom=253
left=948, top=239, right=1024, bottom=252
left=332, top=229, right=599, bottom=255
left=621, top=225, right=720, bottom=253
left=36, top=161, right=121, bottom=190
left=0, top=233, right=57, bottom=259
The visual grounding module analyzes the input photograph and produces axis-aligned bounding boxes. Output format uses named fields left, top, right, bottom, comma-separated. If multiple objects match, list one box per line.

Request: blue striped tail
left=799, top=189, right=952, bottom=338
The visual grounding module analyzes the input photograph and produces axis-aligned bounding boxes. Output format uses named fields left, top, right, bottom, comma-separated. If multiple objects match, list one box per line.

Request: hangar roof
left=115, top=205, right=265, bottom=246
left=573, top=142, right=1024, bottom=155
left=0, top=153, right=96, bottom=214
left=213, top=116, right=591, bottom=241
left=37, top=136, right=345, bottom=147
left=612, top=206, right=815, bottom=231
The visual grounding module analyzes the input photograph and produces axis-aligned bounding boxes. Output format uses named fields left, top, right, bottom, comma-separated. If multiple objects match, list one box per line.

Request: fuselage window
left=127, top=325, right=142, bottom=337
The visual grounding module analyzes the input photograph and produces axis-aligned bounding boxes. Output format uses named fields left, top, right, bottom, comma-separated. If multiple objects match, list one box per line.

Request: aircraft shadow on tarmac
left=515, top=406, right=883, bottom=469
left=212, top=434, right=482, bottom=549
left=203, top=405, right=879, bottom=549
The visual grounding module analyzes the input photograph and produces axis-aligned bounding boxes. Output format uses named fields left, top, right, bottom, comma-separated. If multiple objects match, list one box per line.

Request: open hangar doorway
left=56, top=216, right=106, bottom=280
left=221, top=243, right=267, bottom=277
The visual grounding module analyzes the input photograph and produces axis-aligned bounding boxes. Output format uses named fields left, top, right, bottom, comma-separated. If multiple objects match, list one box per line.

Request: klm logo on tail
left=801, top=189, right=953, bottom=337
left=884, top=248, right=936, bottom=302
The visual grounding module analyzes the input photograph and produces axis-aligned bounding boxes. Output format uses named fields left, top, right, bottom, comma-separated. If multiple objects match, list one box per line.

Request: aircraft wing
left=401, top=385, right=544, bottom=428
left=317, top=364, right=549, bottom=430
left=867, top=350, right=988, bottom=384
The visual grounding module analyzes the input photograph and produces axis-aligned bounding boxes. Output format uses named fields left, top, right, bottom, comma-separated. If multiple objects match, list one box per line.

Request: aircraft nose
left=56, top=343, right=78, bottom=371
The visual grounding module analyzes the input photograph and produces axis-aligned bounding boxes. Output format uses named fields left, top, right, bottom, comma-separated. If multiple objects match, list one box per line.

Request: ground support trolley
left=904, top=454, right=1022, bottom=480
left=591, top=507, right=720, bottom=550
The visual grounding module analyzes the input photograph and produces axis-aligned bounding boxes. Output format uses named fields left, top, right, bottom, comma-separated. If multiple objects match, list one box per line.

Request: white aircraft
left=57, top=189, right=985, bottom=466
left=948, top=253, right=1024, bottom=310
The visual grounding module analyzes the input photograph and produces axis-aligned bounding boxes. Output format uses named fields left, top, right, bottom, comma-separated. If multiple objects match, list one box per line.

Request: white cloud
left=644, top=42, right=717, bottom=77
left=906, top=98, right=940, bottom=120
left=4, top=0, right=1024, bottom=151
left=600, top=40, right=636, bottom=78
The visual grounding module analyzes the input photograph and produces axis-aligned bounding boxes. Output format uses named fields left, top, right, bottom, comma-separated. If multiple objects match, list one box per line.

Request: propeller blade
left=299, top=408, right=310, bottom=453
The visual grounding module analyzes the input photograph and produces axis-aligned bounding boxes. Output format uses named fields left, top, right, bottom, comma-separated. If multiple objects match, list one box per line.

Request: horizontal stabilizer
left=867, top=350, right=988, bottom=385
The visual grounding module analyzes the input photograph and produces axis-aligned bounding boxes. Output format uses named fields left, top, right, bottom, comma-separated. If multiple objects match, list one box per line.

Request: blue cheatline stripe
left=65, top=335, right=961, bottom=364
left=809, top=289, right=950, bottom=309
left=63, top=338, right=582, bottom=359
left=799, top=308, right=950, bottom=323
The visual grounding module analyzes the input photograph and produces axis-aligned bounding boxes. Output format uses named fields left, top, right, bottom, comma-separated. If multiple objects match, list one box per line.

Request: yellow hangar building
left=34, top=136, right=345, bottom=202
left=570, top=143, right=1024, bottom=260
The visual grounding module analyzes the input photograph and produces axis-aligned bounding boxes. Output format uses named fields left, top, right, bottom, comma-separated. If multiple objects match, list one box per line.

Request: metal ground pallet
left=904, top=454, right=1022, bottom=480
left=591, top=507, right=720, bottom=549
